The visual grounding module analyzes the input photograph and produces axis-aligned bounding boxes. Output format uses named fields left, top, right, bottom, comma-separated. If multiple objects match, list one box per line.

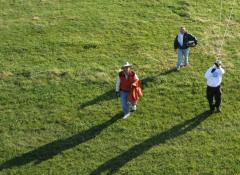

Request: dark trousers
left=206, top=86, right=222, bottom=110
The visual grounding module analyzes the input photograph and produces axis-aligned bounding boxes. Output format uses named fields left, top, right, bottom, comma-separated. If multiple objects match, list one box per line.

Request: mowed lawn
left=0, top=0, right=240, bottom=174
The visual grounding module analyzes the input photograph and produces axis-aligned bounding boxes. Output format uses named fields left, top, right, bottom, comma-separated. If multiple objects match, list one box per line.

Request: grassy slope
left=0, top=0, right=240, bottom=174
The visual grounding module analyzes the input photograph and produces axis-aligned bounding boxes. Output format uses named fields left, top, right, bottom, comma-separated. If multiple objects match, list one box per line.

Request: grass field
left=0, top=0, right=240, bottom=174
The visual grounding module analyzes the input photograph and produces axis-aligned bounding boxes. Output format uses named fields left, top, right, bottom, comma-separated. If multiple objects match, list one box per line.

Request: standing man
left=116, top=62, right=139, bottom=119
left=174, top=26, right=198, bottom=70
left=204, top=60, right=225, bottom=113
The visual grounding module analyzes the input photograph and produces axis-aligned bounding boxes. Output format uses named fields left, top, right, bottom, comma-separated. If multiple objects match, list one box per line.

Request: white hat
left=215, top=60, right=222, bottom=65
left=121, top=62, right=132, bottom=68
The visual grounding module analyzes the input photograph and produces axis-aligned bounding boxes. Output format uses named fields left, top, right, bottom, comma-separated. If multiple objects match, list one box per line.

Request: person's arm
left=188, top=33, right=198, bottom=45
left=174, top=35, right=178, bottom=50
left=131, top=73, right=140, bottom=88
left=205, top=68, right=212, bottom=79
left=134, top=73, right=139, bottom=80
left=115, top=76, right=120, bottom=92
left=218, top=67, right=225, bottom=75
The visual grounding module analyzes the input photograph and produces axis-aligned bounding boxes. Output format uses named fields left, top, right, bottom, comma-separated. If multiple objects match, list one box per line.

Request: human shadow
left=90, top=111, right=211, bottom=175
left=80, top=89, right=115, bottom=109
left=0, top=113, right=122, bottom=171
left=141, top=68, right=176, bottom=89
left=159, top=68, right=176, bottom=76
left=80, top=68, right=176, bottom=108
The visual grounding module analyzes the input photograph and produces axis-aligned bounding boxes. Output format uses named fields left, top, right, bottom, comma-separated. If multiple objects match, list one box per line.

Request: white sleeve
left=135, top=74, right=139, bottom=80
left=115, top=76, right=120, bottom=92
left=219, top=68, right=225, bottom=75
left=204, top=68, right=212, bottom=79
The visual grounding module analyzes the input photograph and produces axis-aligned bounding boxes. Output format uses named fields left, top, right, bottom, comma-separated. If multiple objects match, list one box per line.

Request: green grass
left=0, top=0, right=240, bottom=174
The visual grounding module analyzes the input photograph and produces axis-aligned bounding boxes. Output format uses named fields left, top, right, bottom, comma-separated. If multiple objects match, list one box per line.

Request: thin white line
left=218, top=0, right=223, bottom=41
left=217, top=0, right=236, bottom=59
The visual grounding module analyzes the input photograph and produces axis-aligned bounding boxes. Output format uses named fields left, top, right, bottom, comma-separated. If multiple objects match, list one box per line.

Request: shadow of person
left=0, top=113, right=122, bottom=171
left=141, top=68, right=176, bottom=89
left=90, top=111, right=212, bottom=175
left=80, top=89, right=116, bottom=109
left=159, top=68, right=176, bottom=76
left=80, top=68, right=176, bottom=108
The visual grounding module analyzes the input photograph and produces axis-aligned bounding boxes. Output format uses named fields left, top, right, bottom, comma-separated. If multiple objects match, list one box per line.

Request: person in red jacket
left=116, top=62, right=139, bottom=119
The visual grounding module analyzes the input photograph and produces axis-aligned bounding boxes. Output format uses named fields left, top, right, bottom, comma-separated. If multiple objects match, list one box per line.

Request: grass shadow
left=142, top=68, right=176, bottom=89
left=0, top=113, right=122, bottom=171
left=90, top=111, right=211, bottom=175
left=80, top=68, right=176, bottom=108
left=159, top=68, right=176, bottom=76
left=80, top=89, right=115, bottom=109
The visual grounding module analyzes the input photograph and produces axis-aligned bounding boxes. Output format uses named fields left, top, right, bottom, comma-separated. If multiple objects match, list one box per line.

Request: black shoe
left=216, top=107, right=221, bottom=113
left=209, top=106, right=215, bottom=114
left=209, top=109, right=214, bottom=114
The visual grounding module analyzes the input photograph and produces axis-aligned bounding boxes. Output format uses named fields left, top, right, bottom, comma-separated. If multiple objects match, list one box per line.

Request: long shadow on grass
left=90, top=111, right=211, bottom=175
left=141, top=68, right=176, bottom=89
left=0, top=113, right=122, bottom=171
left=80, top=68, right=176, bottom=108
left=80, top=89, right=115, bottom=109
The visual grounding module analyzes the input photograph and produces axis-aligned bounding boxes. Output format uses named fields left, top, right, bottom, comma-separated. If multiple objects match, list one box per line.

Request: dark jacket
left=174, top=33, right=198, bottom=49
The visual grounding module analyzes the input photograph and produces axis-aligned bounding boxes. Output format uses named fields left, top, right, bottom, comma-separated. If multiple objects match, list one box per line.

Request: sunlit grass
left=0, top=0, right=239, bottom=174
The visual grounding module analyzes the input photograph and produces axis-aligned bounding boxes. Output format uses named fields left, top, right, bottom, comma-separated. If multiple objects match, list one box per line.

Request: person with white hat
left=204, top=60, right=225, bottom=113
left=116, top=62, right=139, bottom=119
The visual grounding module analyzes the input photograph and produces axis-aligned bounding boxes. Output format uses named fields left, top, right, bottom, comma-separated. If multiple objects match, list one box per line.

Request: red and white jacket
left=128, top=80, right=143, bottom=103
left=116, top=71, right=138, bottom=92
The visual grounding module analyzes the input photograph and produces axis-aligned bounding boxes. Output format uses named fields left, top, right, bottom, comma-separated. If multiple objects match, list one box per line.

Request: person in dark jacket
left=174, top=26, right=198, bottom=70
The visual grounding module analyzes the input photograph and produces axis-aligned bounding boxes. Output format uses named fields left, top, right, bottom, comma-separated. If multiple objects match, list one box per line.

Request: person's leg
left=120, top=91, right=129, bottom=115
left=215, top=86, right=222, bottom=112
left=183, top=48, right=190, bottom=65
left=176, top=49, right=183, bottom=69
left=207, top=86, right=214, bottom=112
